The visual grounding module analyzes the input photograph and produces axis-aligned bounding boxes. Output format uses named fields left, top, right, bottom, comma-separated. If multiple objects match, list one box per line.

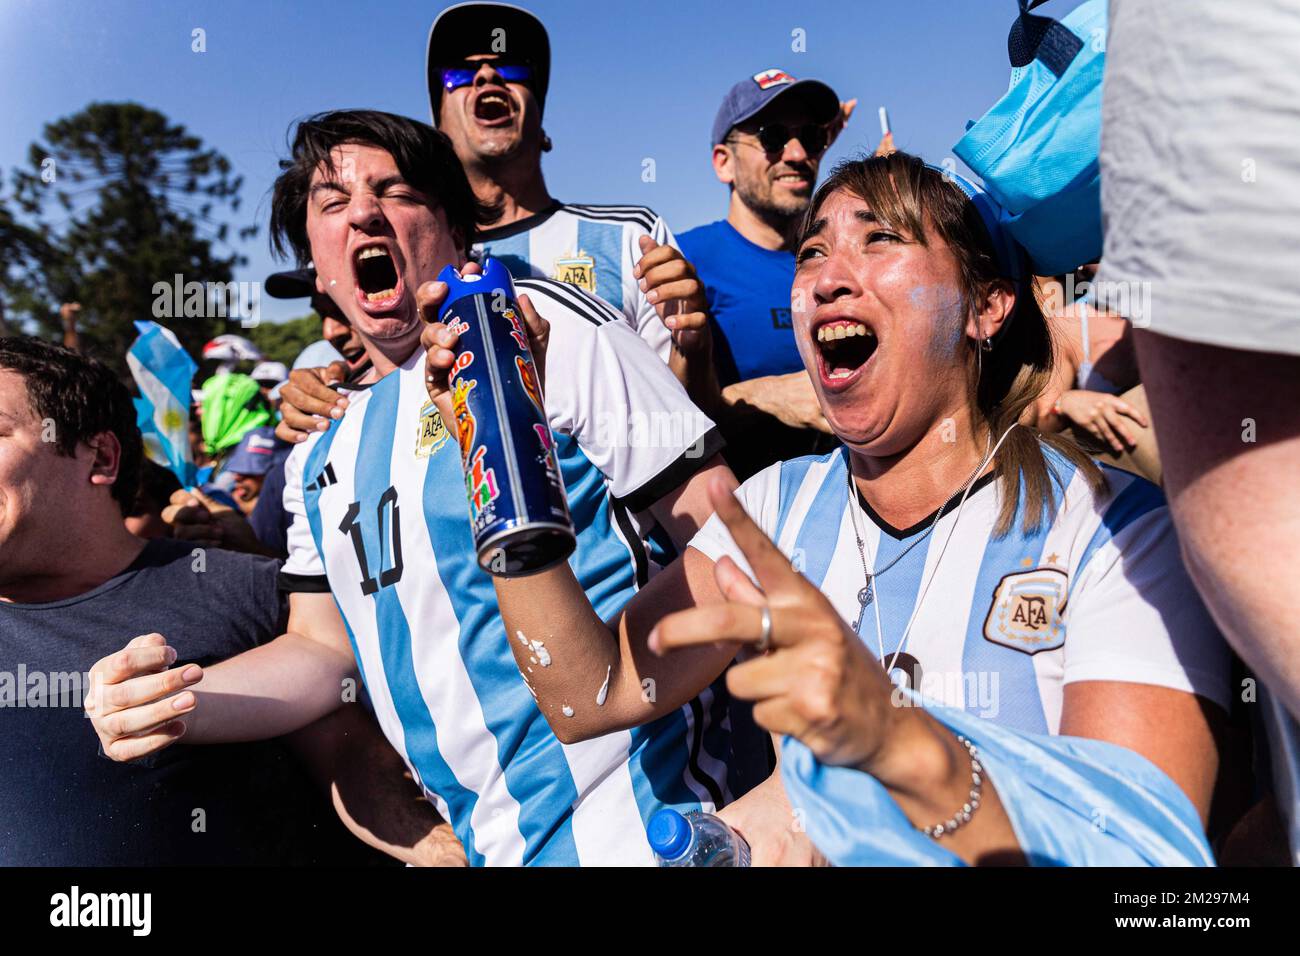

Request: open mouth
left=814, top=318, right=878, bottom=388
left=772, top=169, right=812, bottom=189
left=353, top=244, right=402, bottom=309
left=473, top=88, right=514, bottom=125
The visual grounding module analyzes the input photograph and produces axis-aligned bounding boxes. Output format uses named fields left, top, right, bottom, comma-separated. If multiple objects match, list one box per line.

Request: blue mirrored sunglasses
left=441, top=63, right=533, bottom=92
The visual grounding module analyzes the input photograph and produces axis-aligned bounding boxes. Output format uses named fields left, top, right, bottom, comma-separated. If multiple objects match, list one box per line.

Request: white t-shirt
left=689, top=444, right=1230, bottom=735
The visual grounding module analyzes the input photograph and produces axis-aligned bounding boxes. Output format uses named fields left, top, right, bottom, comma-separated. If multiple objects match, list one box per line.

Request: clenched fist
left=85, top=633, right=203, bottom=762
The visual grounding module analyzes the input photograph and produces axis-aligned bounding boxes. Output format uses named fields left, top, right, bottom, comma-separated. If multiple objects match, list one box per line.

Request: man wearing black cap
left=427, top=2, right=700, bottom=365
left=266, top=266, right=369, bottom=376
left=676, top=69, right=852, bottom=480
left=274, top=3, right=709, bottom=442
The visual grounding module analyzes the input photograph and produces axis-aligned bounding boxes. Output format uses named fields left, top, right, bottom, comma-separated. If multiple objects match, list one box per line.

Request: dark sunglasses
left=440, top=62, right=533, bottom=93
left=732, top=122, right=829, bottom=158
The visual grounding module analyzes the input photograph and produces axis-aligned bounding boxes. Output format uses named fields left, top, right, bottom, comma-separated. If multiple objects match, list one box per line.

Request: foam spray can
left=435, top=259, right=575, bottom=575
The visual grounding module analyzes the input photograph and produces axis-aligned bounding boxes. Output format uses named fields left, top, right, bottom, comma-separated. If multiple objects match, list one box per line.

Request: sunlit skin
left=0, top=370, right=137, bottom=602
left=437, top=54, right=545, bottom=167
left=436, top=54, right=550, bottom=225
left=792, top=189, right=1014, bottom=524
left=306, top=144, right=465, bottom=376
left=720, top=98, right=826, bottom=226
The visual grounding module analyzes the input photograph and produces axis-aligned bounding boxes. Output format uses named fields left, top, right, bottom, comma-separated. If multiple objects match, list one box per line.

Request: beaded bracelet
left=917, top=734, right=983, bottom=840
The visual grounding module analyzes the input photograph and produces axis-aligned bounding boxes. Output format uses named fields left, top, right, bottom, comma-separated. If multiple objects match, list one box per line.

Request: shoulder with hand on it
left=515, top=275, right=624, bottom=330
left=284, top=418, right=332, bottom=471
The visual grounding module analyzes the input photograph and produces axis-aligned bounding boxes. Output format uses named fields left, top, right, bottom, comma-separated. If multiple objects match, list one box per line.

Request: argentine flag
left=781, top=691, right=1216, bottom=866
left=127, top=320, right=197, bottom=487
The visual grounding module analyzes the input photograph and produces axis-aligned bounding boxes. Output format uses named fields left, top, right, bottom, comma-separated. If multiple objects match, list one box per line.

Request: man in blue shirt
left=677, top=69, right=850, bottom=479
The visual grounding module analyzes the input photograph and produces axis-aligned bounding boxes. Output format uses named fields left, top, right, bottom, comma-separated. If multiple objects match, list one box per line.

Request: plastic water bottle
left=647, top=808, right=751, bottom=867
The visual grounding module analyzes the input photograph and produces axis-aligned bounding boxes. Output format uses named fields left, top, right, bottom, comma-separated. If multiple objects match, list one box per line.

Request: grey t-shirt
left=0, top=538, right=373, bottom=865
left=1099, top=0, right=1300, bottom=355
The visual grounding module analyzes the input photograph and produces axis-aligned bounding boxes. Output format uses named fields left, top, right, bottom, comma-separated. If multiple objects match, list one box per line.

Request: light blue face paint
left=909, top=283, right=968, bottom=360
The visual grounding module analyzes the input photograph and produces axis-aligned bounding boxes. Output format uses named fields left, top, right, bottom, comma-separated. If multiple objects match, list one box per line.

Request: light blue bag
left=953, top=0, right=1106, bottom=275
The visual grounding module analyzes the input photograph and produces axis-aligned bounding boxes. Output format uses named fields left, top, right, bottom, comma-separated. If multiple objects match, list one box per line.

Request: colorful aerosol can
left=436, top=259, right=575, bottom=575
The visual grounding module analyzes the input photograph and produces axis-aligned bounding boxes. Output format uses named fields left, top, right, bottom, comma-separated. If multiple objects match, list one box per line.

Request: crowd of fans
left=2, top=1, right=1297, bottom=867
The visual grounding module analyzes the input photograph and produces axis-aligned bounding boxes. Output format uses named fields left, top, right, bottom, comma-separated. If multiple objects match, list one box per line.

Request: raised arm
left=417, top=275, right=744, bottom=742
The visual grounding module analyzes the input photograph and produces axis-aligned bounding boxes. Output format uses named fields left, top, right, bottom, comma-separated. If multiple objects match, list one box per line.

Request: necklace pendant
left=852, top=578, right=874, bottom=632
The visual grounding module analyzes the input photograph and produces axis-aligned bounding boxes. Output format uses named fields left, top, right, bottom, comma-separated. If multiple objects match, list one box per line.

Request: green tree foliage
left=0, top=184, right=55, bottom=334
left=248, top=312, right=324, bottom=367
left=8, top=102, right=257, bottom=374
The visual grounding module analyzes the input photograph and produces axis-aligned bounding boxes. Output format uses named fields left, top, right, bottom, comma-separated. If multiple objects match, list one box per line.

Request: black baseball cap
left=426, top=2, right=551, bottom=125
left=711, top=68, right=839, bottom=147
left=265, top=267, right=316, bottom=300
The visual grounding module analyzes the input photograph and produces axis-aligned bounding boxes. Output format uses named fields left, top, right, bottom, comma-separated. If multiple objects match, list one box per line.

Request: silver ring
left=756, top=605, right=773, bottom=654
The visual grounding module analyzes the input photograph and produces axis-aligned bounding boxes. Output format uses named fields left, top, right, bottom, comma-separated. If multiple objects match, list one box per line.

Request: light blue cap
left=292, top=338, right=345, bottom=371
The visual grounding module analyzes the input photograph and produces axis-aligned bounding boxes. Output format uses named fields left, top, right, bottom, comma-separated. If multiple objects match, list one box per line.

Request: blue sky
left=0, top=0, right=1086, bottom=324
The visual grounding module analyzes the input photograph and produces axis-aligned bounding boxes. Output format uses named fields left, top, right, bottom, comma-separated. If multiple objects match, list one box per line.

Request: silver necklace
left=847, top=457, right=987, bottom=633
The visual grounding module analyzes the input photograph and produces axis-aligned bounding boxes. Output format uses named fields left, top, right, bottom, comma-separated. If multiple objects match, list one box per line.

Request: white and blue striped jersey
left=690, top=444, right=1230, bottom=735
left=280, top=277, right=729, bottom=866
left=473, top=202, right=675, bottom=363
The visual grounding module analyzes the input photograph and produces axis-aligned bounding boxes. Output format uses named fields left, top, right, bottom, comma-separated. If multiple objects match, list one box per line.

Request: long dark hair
left=799, top=152, right=1106, bottom=536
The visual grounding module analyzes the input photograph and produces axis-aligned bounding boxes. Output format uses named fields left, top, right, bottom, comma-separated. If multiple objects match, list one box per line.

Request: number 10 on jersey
left=339, top=485, right=404, bottom=595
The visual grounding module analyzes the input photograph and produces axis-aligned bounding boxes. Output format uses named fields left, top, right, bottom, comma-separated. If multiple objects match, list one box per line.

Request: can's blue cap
left=436, top=258, right=517, bottom=320
left=646, top=808, right=693, bottom=860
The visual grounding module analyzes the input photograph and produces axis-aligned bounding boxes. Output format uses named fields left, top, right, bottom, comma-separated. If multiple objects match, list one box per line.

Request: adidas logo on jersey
left=307, top=462, right=338, bottom=492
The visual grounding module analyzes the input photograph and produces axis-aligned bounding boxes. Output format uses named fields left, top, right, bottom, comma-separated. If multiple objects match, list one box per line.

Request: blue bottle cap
left=646, top=808, right=693, bottom=861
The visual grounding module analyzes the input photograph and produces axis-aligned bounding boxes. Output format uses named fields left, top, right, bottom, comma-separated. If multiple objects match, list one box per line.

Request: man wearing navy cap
left=224, top=425, right=289, bottom=515
left=676, top=69, right=852, bottom=479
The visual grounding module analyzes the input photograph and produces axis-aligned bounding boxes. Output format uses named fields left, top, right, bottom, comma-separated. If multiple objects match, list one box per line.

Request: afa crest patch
left=983, top=567, right=1068, bottom=655
left=553, top=249, right=597, bottom=293
left=415, top=401, right=450, bottom=459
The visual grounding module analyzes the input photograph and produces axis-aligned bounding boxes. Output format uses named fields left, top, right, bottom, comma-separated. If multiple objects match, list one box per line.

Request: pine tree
left=8, top=102, right=257, bottom=374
